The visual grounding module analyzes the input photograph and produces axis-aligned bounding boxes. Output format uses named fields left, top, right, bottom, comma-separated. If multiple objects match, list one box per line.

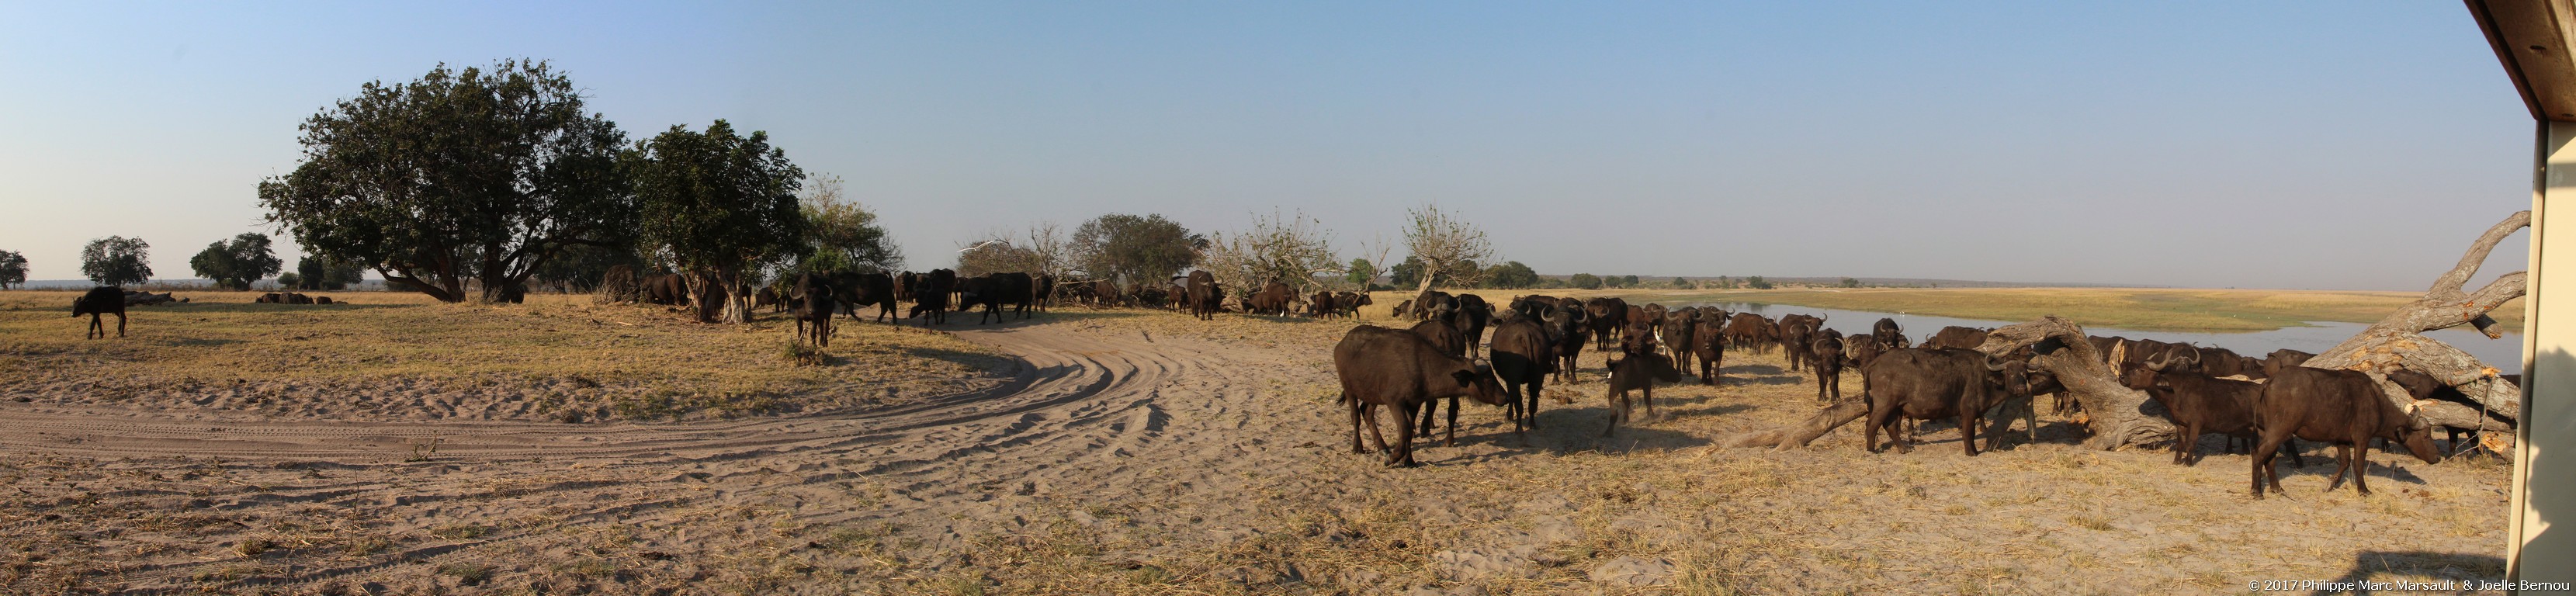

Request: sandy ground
left=0, top=307, right=2513, bottom=594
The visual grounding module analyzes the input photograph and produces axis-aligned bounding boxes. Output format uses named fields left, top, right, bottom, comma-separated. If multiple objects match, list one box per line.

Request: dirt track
left=0, top=311, right=2515, bottom=594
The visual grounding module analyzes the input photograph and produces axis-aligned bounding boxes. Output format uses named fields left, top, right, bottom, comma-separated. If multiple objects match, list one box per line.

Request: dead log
left=1976, top=316, right=2179, bottom=450
left=2302, top=211, right=2526, bottom=428
left=1723, top=398, right=1868, bottom=450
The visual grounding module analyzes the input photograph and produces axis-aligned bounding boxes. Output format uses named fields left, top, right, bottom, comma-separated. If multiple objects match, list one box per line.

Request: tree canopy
left=1072, top=213, right=1198, bottom=286
left=1569, top=273, right=1603, bottom=289
left=80, top=237, right=152, bottom=287
left=0, top=250, right=25, bottom=289
left=257, top=59, right=633, bottom=303
left=629, top=120, right=806, bottom=324
left=188, top=233, right=283, bottom=290
left=293, top=255, right=369, bottom=290
left=798, top=174, right=903, bottom=275
left=1345, top=258, right=1378, bottom=288
left=1400, top=203, right=1493, bottom=292
left=1479, top=261, right=1540, bottom=289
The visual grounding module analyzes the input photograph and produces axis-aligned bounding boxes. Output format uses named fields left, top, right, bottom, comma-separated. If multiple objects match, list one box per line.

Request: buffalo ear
left=1452, top=369, right=1479, bottom=386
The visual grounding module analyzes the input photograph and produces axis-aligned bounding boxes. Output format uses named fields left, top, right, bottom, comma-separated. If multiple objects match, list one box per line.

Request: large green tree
left=80, top=237, right=152, bottom=287
left=188, top=233, right=283, bottom=290
left=0, top=250, right=25, bottom=289
left=1479, top=261, right=1539, bottom=289
left=257, top=60, right=633, bottom=303
left=1071, top=213, right=1198, bottom=286
left=629, top=120, right=806, bottom=324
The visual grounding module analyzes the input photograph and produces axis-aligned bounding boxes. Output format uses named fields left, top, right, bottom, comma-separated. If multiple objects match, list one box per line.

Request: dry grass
left=1354, top=286, right=2523, bottom=333
left=0, top=289, right=1010, bottom=421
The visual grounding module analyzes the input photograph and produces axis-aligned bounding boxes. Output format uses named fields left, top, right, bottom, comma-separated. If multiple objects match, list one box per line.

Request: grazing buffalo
left=1186, top=271, right=1221, bottom=320
left=1662, top=309, right=1698, bottom=374
left=1308, top=291, right=1338, bottom=318
left=1453, top=294, right=1495, bottom=350
left=837, top=272, right=901, bottom=323
left=1336, top=291, right=1373, bottom=319
left=1600, top=350, right=1683, bottom=437
left=1844, top=334, right=1886, bottom=372
left=1690, top=315, right=1728, bottom=385
left=1094, top=279, right=1125, bottom=308
left=643, top=274, right=690, bottom=306
left=1872, top=318, right=1905, bottom=349
left=1584, top=296, right=1628, bottom=349
left=1332, top=325, right=1506, bottom=467
left=2261, top=349, right=2317, bottom=378
left=1489, top=317, right=1556, bottom=437
left=72, top=286, right=127, bottom=338
left=1811, top=330, right=1846, bottom=401
left=1542, top=308, right=1586, bottom=383
left=755, top=286, right=785, bottom=313
left=1863, top=348, right=2028, bottom=456
left=910, top=269, right=956, bottom=325
left=2387, top=369, right=2507, bottom=455
left=956, top=275, right=1004, bottom=324
left=2130, top=350, right=2284, bottom=466
left=997, top=272, right=1037, bottom=320
left=1032, top=274, right=1056, bottom=313
left=2252, top=366, right=2441, bottom=497
left=1248, top=281, right=1299, bottom=317
left=794, top=272, right=837, bottom=347
left=1776, top=315, right=1819, bottom=372
left=1924, top=326, right=1988, bottom=351
left=1725, top=313, right=1774, bottom=354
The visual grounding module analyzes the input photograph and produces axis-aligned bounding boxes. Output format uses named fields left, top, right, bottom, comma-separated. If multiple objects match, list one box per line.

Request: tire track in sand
left=1, top=317, right=1344, bottom=594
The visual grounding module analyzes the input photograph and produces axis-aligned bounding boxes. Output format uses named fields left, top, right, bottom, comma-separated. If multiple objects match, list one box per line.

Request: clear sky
left=0, top=2, right=2538, bottom=290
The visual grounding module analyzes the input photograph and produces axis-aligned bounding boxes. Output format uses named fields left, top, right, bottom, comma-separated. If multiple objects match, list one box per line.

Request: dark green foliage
left=628, top=120, right=806, bottom=323
left=257, top=60, right=633, bottom=303
left=1747, top=275, right=1773, bottom=289
left=1673, top=276, right=1692, bottom=289
left=1072, top=213, right=1199, bottom=286
left=1344, top=258, right=1377, bottom=287
left=1388, top=255, right=1426, bottom=289
left=1840, top=277, right=1861, bottom=288
left=80, top=236, right=152, bottom=287
left=1569, top=273, right=1603, bottom=289
left=188, top=233, right=283, bottom=290
left=1621, top=275, right=1640, bottom=288
left=1479, top=261, right=1539, bottom=289
left=293, top=255, right=369, bottom=290
left=0, top=250, right=25, bottom=289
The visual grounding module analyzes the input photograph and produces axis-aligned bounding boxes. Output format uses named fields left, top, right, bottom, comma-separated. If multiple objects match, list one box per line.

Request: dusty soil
left=0, top=306, right=2512, bottom=594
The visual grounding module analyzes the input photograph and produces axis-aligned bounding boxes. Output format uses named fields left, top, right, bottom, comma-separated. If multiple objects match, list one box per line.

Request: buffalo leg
left=115, top=313, right=126, bottom=338
left=1960, top=412, right=1981, bottom=457
left=2249, top=428, right=2296, bottom=498
left=1864, top=404, right=1892, bottom=453
left=1394, top=401, right=1420, bottom=466
left=1526, top=375, right=1545, bottom=432
left=2325, top=444, right=2356, bottom=494
left=1348, top=397, right=1368, bottom=454
left=1444, top=395, right=1459, bottom=447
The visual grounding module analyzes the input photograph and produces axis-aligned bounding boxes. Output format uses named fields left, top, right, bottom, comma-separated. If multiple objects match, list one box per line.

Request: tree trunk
left=1724, top=398, right=1869, bottom=450
left=2300, top=210, right=2528, bottom=428
left=1976, top=316, right=2179, bottom=450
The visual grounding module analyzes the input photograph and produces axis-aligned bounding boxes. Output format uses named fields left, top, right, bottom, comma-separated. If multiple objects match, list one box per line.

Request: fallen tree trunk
left=2303, top=211, right=2526, bottom=431
left=1978, top=316, right=2179, bottom=450
left=1724, top=398, right=1868, bottom=450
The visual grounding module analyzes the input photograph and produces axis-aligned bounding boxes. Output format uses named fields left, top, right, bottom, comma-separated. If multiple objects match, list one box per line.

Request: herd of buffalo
left=1329, top=291, right=2462, bottom=499
left=62, top=272, right=2467, bottom=497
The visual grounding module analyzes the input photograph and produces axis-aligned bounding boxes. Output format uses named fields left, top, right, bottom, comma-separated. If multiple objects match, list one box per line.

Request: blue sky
left=0, top=2, right=2537, bottom=289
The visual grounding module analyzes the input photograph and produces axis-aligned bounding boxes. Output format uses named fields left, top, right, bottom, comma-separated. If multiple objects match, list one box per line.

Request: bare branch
left=2427, top=210, right=2529, bottom=297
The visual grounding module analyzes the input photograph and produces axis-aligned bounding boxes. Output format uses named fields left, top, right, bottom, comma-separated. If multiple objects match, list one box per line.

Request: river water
left=1675, top=302, right=2526, bottom=374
